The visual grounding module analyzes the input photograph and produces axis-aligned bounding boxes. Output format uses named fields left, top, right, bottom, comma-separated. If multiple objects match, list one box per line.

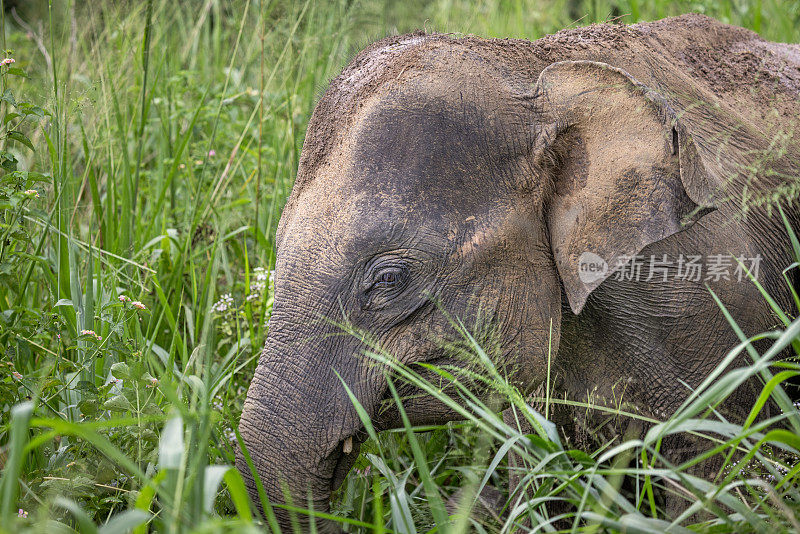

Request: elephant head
left=236, top=36, right=720, bottom=531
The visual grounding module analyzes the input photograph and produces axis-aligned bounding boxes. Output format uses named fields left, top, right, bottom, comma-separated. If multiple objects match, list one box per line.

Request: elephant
left=237, top=13, right=800, bottom=531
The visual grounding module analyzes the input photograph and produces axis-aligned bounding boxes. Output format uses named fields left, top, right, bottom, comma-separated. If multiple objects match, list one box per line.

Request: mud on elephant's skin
left=237, top=13, right=800, bottom=531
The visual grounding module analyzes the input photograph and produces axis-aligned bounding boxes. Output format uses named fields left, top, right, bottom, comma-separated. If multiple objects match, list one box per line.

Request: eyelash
left=375, top=269, right=401, bottom=288
left=371, top=266, right=408, bottom=292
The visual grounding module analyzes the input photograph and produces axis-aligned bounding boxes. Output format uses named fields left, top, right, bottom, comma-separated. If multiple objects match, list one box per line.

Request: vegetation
left=0, top=0, right=798, bottom=532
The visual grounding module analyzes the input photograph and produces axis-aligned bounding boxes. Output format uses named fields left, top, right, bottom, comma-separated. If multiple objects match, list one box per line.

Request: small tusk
left=343, top=437, right=353, bottom=454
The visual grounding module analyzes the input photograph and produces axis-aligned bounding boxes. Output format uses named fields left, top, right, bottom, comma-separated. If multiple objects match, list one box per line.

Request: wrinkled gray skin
left=238, top=14, right=800, bottom=531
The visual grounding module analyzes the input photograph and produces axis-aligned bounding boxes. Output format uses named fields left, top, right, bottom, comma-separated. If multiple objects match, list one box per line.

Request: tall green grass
left=0, top=0, right=798, bottom=532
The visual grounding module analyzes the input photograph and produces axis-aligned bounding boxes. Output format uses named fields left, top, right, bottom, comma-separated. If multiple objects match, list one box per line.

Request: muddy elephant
left=237, top=14, right=800, bottom=531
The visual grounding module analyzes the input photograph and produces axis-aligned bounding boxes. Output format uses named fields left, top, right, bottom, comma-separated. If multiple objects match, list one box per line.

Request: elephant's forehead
left=300, top=77, right=528, bottom=212
left=348, top=76, right=531, bottom=200
left=278, top=67, right=532, bottom=260
left=279, top=181, right=450, bottom=262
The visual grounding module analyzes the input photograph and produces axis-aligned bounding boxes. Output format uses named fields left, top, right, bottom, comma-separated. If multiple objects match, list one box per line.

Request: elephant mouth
left=326, top=360, right=459, bottom=495
left=330, top=430, right=368, bottom=493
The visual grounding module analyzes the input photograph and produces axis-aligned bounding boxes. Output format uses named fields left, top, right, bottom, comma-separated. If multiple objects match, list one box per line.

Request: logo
left=577, top=252, right=608, bottom=285
left=575, top=252, right=761, bottom=285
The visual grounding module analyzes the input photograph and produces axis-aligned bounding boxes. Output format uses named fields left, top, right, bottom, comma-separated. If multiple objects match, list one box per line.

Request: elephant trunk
left=236, top=328, right=368, bottom=532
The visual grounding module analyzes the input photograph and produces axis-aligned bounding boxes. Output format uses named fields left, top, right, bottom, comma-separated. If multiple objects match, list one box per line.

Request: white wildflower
left=213, top=293, right=234, bottom=313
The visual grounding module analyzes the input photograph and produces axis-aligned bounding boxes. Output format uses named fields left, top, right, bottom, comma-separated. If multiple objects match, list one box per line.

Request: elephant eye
left=360, top=258, right=416, bottom=310
left=378, top=270, right=398, bottom=287
left=373, top=266, right=407, bottom=290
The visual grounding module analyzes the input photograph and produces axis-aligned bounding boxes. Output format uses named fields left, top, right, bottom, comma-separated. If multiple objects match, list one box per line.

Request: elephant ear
left=533, top=60, right=723, bottom=315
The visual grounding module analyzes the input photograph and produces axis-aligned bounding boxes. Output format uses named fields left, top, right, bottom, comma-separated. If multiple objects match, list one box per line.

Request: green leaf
left=76, top=380, right=97, bottom=392
left=203, top=465, right=231, bottom=515
left=103, top=394, right=133, bottom=412
left=158, top=415, right=184, bottom=470
left=53, top=497, right=98, bottom=534
left=140, top=401, right=163, bottom=416
left=8, top=130, right=34, bottom=150
left=1, top=88, right=15, bottom=105
left=0, top=402, right=33, bottom=527
left=6, top=67, right=26, bottom=77
left=582, top=511, right=694, bottom=533
left=221, top=468, right=254, bottom=523
left=78, top=399, right=99, bottom=417
left=23, top=171, right=50, bottom=183
left=18, top=102, right=47, bottom=117
left=98, top=509, right=150, bottom=534
left=27, top=418, right=148, bottom=482
left=0, top=151, right=17, bottom=171
left=133, top=470, right=166, bottom=534
left=386, top=377, right=450, bottom=530
left=110, top=361, right=130, bottom=379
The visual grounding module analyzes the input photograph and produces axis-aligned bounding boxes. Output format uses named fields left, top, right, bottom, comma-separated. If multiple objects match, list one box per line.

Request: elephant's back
left=526, top=14, right=800, bottom=127
left=631, top=14, right=800, bottom=119
left=746, top=39, right=800, bottom=96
